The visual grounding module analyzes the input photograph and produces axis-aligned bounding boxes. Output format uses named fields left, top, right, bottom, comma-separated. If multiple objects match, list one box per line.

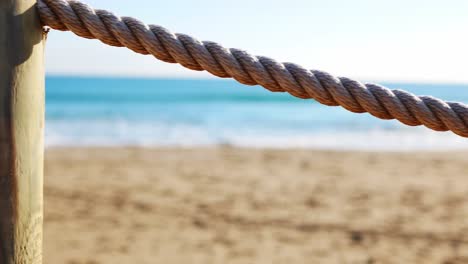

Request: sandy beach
left=44, top=147, right=468, bottom=264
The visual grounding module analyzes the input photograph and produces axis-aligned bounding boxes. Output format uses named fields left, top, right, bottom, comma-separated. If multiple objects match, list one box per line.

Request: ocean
left=46, top=76, right=468, bottom=150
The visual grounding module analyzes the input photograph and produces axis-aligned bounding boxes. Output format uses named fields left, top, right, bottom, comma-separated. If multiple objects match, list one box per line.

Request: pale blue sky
left=45, top=0, right=468, bottom=83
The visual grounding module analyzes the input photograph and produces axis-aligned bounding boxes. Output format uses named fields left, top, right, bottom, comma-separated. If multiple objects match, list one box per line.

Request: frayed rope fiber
left=37, top=0, right=468, bottom=137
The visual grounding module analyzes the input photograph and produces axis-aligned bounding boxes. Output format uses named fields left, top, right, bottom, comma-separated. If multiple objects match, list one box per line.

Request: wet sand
left=44, top=147, right=468, bottom=264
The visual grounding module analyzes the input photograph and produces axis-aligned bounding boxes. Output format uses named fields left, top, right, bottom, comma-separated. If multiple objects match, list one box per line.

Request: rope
left=37, top=0, right=468, bottom=138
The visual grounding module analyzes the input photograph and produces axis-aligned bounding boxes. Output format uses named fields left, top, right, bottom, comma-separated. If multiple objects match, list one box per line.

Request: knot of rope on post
left=37, top=0, right=468, bottom=138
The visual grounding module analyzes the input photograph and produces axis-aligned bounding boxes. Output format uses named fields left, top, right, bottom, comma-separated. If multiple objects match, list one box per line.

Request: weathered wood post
left=0, top=0, right=45, bottom=263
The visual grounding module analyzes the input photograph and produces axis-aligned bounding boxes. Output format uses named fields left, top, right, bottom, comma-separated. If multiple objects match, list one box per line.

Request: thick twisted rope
left=37, top=0, right=468, bottom=138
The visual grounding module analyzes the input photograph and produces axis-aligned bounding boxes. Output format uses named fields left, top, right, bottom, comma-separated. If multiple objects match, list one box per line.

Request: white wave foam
left=45, top=120, right=468, bottom=151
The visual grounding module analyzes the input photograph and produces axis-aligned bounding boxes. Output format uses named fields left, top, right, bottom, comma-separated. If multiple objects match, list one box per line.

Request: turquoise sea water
left=46, top=76, right=468, bottom=150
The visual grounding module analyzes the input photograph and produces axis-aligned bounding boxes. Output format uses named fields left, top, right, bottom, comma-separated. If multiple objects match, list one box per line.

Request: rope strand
left=37, top=0, right=468, bottom=137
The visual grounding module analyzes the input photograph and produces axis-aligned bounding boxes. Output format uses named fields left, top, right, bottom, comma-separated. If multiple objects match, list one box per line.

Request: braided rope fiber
left=37, top=0, right=468, bottom=138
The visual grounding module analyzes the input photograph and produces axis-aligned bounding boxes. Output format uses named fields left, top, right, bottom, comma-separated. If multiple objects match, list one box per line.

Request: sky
left=45, top=0, right=468, bottom=83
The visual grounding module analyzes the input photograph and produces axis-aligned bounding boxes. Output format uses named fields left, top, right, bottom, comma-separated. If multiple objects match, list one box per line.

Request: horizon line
left=45, top=73, right=468, bottom=86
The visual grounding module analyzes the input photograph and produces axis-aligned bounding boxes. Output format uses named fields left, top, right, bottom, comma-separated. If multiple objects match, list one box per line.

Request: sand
left=44, top=147, right=468, bottom=264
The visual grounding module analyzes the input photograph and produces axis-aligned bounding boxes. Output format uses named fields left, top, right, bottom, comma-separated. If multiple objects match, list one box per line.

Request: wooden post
left=0, top=0, right=45, bottom=263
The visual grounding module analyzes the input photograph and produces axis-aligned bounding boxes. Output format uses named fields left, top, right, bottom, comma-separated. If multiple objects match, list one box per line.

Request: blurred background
left=45, top=0, right=468, bottom=150
left=43, top=0, right=468, bottom=263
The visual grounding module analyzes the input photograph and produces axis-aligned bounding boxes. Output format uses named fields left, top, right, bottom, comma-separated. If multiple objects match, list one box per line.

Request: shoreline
left=44, top=144, right=468, bottom=153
